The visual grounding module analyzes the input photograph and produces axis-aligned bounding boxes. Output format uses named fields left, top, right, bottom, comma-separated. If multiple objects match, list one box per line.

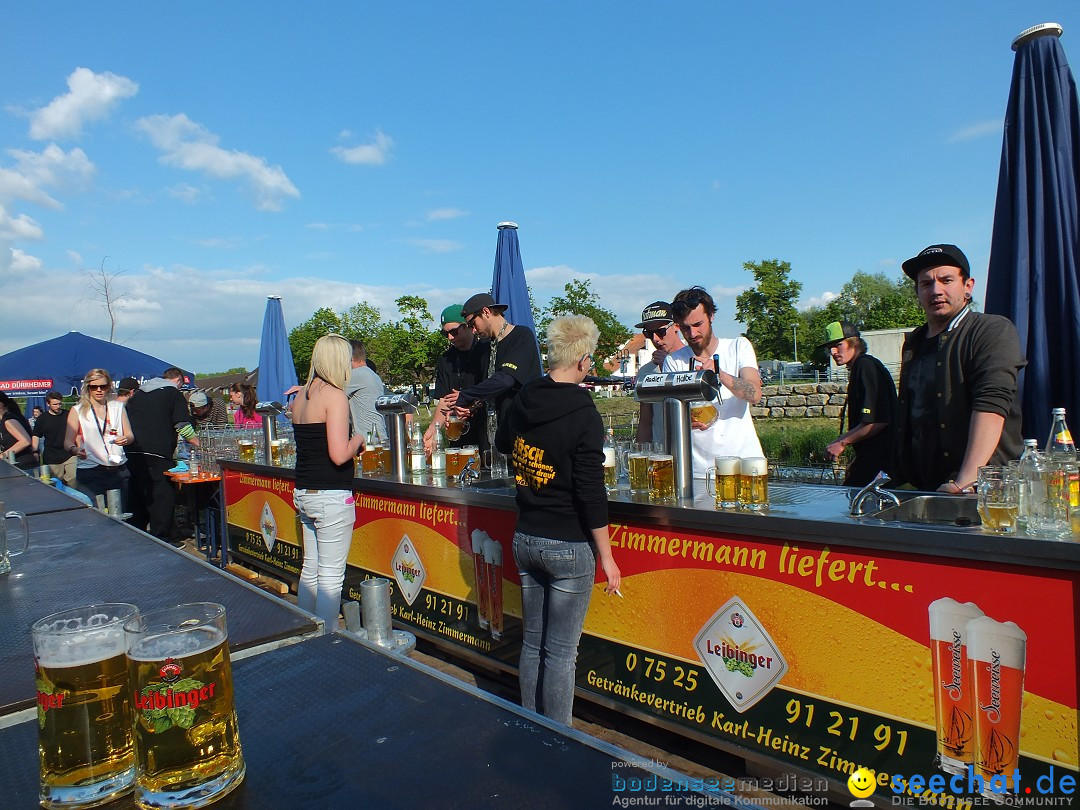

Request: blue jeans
left=294, top=489, right=355, bottom=626
left=513, top=532, right=596, bottom=726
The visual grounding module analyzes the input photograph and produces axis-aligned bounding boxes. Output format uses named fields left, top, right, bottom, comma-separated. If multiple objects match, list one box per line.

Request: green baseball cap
left=440, top=304, right=465, bottom=326
left=818, top=320, right=860, bottom=350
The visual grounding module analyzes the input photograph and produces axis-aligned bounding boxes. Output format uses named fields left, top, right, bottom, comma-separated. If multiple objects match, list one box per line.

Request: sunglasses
left=670, top=296, right=704, bottom=319
left=580, top=353, right=594, bottom=368
left=442, top=324, right=464, bottom=338
left=87, top=383, right=110, bottom=391
left=465, top=312, right=481, bottom=329
left=642, top=325, right=670, bottom=339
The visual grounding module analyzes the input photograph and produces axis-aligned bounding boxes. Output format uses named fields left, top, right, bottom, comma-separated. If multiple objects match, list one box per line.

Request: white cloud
left=136, top=114, right=300, bottom=211
left=800, top=291, right=839, bottom=310
left=167, top=183, right=204, bottom=204
left=0, top=144, right=96, bottom=208
left=331, top=129, right=394, bottom=166
left=9, top=248, right=43, bottom=273
left=405, top=238, right=465, bottom=254
left=0, top=204, right=44, bottom=242
left=29, top=68, right=139, bottom=141
left=947, top=120, right=1001, bottom=143
left=426, top=207, right=469, bottom=221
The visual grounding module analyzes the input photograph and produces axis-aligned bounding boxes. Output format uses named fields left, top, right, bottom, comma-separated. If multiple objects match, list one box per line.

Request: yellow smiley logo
left=847, top=767, right=876, bottom=799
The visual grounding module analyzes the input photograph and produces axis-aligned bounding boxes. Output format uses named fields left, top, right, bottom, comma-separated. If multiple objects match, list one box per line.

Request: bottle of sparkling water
left=409, top=420, right=426, bottom=478
left=1046, top=408, right=1077, bottom=461
left=603, top=428, right=617, bottom=491
left=430, top=423, right=446, bottom=479
left=1017, top=439, right=1040, bottom=530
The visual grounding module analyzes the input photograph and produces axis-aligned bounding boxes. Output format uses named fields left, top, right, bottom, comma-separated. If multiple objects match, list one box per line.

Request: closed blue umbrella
left=491, top=222, right=541, bottom=363
left=256, top=296, right=298, bottom=404
left=986, top=23, right=1080, bottom=443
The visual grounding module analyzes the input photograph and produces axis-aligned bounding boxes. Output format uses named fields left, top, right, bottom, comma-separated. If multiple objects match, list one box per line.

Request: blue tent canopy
left=256, top=296, right=298, bottom=404
left=986, top=23, right=1080, bottom=443
left=491, top=222, right=541, bottom=364
left=0, top=332, right=191, bottom=398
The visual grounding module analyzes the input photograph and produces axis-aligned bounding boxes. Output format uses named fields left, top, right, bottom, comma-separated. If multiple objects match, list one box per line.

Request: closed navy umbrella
left=256, top=295, right=298, bottom=404
left=491, top=222, right=541, bottom=363
left=986, top=23, right=1080, bottom=443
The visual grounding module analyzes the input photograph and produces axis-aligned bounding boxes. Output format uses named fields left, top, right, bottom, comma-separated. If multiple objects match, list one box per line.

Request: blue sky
left=2, top=2, right=1077, bottom=373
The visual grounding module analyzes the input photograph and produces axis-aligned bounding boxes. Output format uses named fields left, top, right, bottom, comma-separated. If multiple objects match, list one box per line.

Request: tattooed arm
left=719, top=366, right=762, bottom=404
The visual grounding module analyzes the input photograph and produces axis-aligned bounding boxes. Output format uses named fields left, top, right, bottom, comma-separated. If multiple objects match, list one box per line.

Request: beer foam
left=740, top=457, right=768, bottom=476
left=483, top=537, right=503, bottom=566
left=471, top=529, right=487, bottom=555
left=32, top=605, right=136, bottom=668
left=649, top=454, right=673, bottom=462
left=128, top=625, right=225, bottom=662
left=714, top=457, right=739, bottom=475
left=966, top=616, right=1026, bottom=668
left=928, top=597, right=984, bottom=642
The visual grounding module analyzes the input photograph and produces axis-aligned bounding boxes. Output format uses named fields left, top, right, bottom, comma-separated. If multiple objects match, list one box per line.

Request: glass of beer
left=33, top=603, right=139, bottom=808
left=360, top=443, right=380, bottom=475
left=627, top=443, right=652, bottom=495
left=461, top=445, right=479, bottom=474
left=976, top=466, right=1018, bottom=534
left=445, top=448, right=462, bottom=480
left=445, top=414, right=469, bottom=442
left=739, top=457, right=769, bottom=511
left=125, top=603, right=245, bottom=808
left=967, top=616, right=1026, bottom=796
left=237, top=439, right=256, bottom=464
left=648, top=454, right=675, bottom=503
left=689, top=400, right=719, bottom=428
left=269, top=439, right=283, bottom=467
left=705, top=456, right=740, bottom=509
left=377, top=441, right=392, bottom=475
left=928, top=598, right=984, bottom=775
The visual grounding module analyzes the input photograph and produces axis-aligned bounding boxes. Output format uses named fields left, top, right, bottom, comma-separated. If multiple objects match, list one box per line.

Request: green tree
left=538, top=279, right=632, bottom=376
left=339, top=301, right=383, bottom=344
left=823, top=272, right=923, bottom=331
left=366, top=296, right=444, bottom=388
left=734, top=259, right=803, bottom=361
left=288, top=307, right=345, bottom=380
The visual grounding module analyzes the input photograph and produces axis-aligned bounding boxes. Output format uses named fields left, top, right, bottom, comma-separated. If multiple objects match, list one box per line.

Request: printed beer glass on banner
left=33, top=603, right=139, bottom=809
left=928, top=598, right=984, bottom=775
left=484, top=536, right=504, bottom=640
left=471, top=529, right=490, bottom=630
left=125, top=603, right=245, bottom=809
left=967, top=616, right=1026, bottom=797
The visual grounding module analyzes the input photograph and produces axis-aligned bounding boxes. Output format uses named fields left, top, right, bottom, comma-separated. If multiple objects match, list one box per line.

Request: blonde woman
left=494, top=315, right=621, bottom=725
left=65, top=369, right=134, bottom=508
left=291, top=334, right=365, bottom=624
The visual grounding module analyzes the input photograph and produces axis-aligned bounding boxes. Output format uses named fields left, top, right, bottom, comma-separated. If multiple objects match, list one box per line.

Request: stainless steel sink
left=867, top=495, right=980, bottom=527
left=463, top=477, right=516, bottom=491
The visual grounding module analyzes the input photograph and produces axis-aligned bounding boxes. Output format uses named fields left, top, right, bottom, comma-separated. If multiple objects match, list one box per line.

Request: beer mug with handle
left=33, top=603, right=139, bottom=808
left=1, top=500, right=29, bottom=574
left=125, top=603, right=245, bottom=809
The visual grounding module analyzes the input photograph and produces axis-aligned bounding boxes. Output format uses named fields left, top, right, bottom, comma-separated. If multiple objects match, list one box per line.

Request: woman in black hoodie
left=495, top=315, right=621, bottom=725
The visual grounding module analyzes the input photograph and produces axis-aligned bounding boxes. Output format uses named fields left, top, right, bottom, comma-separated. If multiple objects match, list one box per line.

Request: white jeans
left=293, top=489, right=355, bottom=626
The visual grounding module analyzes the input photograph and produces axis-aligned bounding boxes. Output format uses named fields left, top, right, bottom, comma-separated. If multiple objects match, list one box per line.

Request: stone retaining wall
left=752, top=383, right=847, bottom=419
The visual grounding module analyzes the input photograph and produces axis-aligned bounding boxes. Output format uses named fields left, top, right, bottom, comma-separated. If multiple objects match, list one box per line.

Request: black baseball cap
left=817, top=320, right=860, bottom=351
left=461, top=293, right=507, bottom=319
left=634, top=301, right=673, bottom=329
left=118, top=377, right=140, bottom=392
left=901, top=244, right=970, bottom=280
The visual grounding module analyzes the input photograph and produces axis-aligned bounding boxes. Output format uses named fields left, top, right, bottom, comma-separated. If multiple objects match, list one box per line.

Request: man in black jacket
left=125, top=368, right=199, bottom=544
left=895, top=244, right=1025, bottom=493
left=821, top=321, right=897, bottom=486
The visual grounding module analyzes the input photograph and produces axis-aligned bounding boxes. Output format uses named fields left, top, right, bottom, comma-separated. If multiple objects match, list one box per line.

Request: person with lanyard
left=64, top=369, right=134, bottom=508
left=444, top=293, right=542, bottom=453
left=424, top=303, right=490, bottom=456
left=291, top=335, right=365, bottom=625
left=820, top=321, right=898, bottom=486
left=894, top=244, right=1025, bottom=493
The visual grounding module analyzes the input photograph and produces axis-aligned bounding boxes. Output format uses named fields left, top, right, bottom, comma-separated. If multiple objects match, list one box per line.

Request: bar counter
left=221, top=461, right=1079, bottom=803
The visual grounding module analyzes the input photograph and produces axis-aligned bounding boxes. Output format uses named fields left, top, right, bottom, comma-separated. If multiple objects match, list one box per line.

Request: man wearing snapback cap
left=632, top=301, right=685, bottom=445
left=820, top=321, right=897, bottom=487
left=424, top=303, right=490, bottom=456
left=895, top=244, right=1025, bottom=493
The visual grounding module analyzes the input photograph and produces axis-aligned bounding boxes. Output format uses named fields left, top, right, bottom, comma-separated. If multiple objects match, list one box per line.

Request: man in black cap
left=820, top=321, right=897, bottom=487
left=632, top=301, right=685, bottom=444
left=445, top=292, right=541, bottom=447
left=424, top=303, right=490, bottom=456
left=116, top=377, right=140, bottom=404
left=895, top=244, right=1025, bottom=493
